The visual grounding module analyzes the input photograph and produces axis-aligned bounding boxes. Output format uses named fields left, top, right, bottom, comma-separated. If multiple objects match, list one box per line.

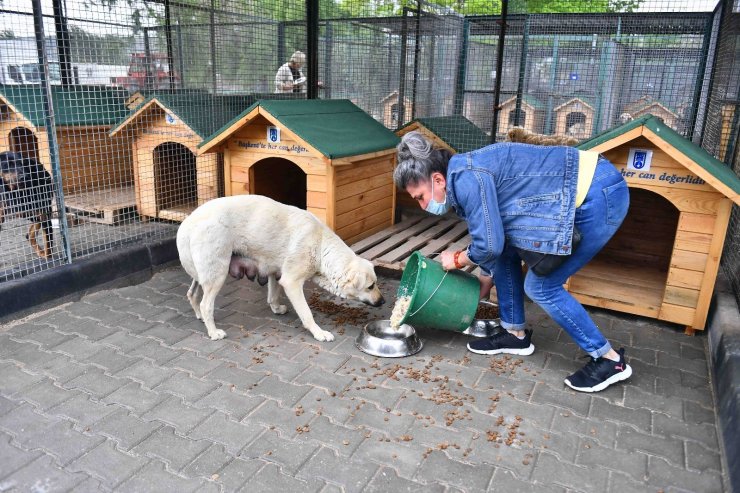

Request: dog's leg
left=280, top=277, right=334, bottom=342
left=40, top=215, right=53, bottom=258
left=187, top=280, right=202, bottom=319
left=267, top=275, right=287, bottom=315
left=28, top=222, right=44, bottom=257
left=199, top=279, right=228, bottom=341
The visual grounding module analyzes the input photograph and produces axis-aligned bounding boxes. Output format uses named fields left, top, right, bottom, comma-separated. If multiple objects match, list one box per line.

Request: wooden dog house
left=380, top=91, right=413, bottom=129
left=395, top=115, right=489, bottom=212
left=199, top=99, right=400, bottom=244
left=110, top=93, right=256, bottom=221
left=0, top=85, right=132, bottom=196
left=573, top=114, right=740, bottom=334
left=624, top=96, right=680, bottom=131
left=497, top=95, right=544, bottom=137
left=553, top=97, right=595, bottom=140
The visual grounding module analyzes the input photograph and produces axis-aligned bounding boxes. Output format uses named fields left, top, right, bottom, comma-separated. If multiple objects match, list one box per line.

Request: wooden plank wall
left=57, top=127, right=133, bottom=194
left=334, top=153, right=395, bottom=244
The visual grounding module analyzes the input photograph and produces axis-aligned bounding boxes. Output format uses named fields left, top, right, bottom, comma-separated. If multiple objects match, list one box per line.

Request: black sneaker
left=467, top=329, right=534, bottom=356
left=564, top=348, right=632, bottom=393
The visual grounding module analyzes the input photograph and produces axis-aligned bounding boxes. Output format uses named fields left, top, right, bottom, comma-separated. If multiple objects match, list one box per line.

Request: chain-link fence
left=701, top=0, right=740, bottom=305
left=0, top=0, right=737, bottom=305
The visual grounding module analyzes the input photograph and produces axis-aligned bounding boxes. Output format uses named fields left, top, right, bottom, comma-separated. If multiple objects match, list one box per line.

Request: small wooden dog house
left=497, top=95, right=544, bottom=137
left=573, top=114, right=740, bottom=334
left=624, top=96, right=680, bottom=131
left=380, top=90, right=413, bottom=129
left=553, top=97, right=595, bottom=140
left=0, top=85, right=132, bottom=196
left=395, top=115, right=489, bottom=211
left=199, top=99, right=400, bottom=244
left=110, top=93, right=255, bottom=222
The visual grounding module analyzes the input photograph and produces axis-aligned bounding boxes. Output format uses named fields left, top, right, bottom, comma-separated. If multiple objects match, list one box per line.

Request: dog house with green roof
left=199, top=99, right=400, bottom=244
left=0, top=85, right=132, bottom=198
left=109, top=93, right=257, bottom=222
left=571, top=114, right=740, bottom=334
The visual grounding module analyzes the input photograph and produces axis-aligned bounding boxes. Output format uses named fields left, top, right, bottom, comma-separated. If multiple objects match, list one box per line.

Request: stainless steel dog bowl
left=463, top=318, right=502, bottom=338
left=355, top=320, right=423, bottom=358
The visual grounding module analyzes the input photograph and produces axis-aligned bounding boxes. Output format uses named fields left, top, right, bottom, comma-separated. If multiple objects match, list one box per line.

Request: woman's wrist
left=453, top=250, right=465, bottom=269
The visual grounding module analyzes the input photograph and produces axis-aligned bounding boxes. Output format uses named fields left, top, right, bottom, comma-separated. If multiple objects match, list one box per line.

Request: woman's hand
left=440, top=249, right=470, bottom=271
left=479, top=274, right=494, bottom=300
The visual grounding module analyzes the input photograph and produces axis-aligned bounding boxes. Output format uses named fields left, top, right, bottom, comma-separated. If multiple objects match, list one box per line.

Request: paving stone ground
left=0, top=266, right=728, bottom=492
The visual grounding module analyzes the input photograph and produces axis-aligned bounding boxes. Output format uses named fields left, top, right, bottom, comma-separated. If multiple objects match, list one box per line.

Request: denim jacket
left=446, top=142, right=580, bottom=276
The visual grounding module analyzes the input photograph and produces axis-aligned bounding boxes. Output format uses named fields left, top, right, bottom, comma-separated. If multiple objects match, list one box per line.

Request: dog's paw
left=270, top=304, right=288, bottom=315
left=312, top=329, right=335, bottom=342
left=208, top=329, right=227, bottom=341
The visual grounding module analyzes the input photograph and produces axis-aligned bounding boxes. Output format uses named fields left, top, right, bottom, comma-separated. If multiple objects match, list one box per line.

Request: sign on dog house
left=572, top=114, right=740, bottom=334
left=199, top=99, right=401, bottom=244
left=497, top=95, right=544, bottom=137
left=553, top=97, right=595, bottom=140
left=110, top=93, right=255, bottom=222
left=0, top=85, right=132, bottom=196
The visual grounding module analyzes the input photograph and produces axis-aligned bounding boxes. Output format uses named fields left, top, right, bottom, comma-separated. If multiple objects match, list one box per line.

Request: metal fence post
left=32, top=0, right=71, bottom=264
left=491, top=0, right=508, bottom=143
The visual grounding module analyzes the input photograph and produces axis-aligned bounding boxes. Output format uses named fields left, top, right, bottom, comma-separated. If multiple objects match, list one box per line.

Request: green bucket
left=395, top=251, right=480, bottom=332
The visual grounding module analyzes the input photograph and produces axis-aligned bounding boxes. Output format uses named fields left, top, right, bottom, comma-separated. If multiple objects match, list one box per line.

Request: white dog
left=176, top=195, right=385, bottom=341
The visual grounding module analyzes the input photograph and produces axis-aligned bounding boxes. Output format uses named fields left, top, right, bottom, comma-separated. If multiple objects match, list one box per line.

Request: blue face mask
left=425, top=180, right=451, bottom=215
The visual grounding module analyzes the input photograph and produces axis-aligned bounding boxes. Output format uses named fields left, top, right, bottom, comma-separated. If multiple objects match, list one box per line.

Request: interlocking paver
left=297, top=446, right=377, bottom=493
left=10, top=378, right=73, bottom=411
left=116, top=459, right=206, bottom=493
left=242, top=461, right=324, bottom=493
left=0, top=268, right=727, bottom=492
left=0, top=431, right=43, bottom=476
left=188, top=411, right=264, bottom=455
left=0, top=361, right=45, bottom=395
left=143, top=396, right=214, bottom=433
left=69, top=440, right=148, bottom=489
left=92, top=409, right=162, bottom=451
left=115, top=359, right=178, bottom=389
left=46, top=392, right=118, bottom=427
left=154, top=370, right=220, bottom=402
left=241, top=428, right=319, bottom=475
left=1, top=454, right=92, bottom=492
left=415, top=449, right=495, bottom=492
left=132, top=426, right=211, bottom=472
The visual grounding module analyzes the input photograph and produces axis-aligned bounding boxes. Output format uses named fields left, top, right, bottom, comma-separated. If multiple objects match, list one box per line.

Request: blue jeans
left=493, top=159, right=630, bottom=358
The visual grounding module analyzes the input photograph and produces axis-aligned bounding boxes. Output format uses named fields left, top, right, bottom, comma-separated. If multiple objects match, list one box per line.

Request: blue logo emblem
left=268, top=127, right=279, bottom=143
left=632, top=151, right=646, bottom=169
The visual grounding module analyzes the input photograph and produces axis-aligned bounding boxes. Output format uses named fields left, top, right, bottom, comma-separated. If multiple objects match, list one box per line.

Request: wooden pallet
left=351, top=212, right=480, bottom=276
left=64, top=186, right=137, bottom=225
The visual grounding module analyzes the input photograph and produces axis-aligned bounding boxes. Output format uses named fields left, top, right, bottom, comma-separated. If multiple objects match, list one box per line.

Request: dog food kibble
left=390, top=296, right=412, bottom=328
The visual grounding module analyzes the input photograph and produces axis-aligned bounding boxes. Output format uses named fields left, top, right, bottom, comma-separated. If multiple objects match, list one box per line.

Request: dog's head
left=339, top=257, right=385, bottom=307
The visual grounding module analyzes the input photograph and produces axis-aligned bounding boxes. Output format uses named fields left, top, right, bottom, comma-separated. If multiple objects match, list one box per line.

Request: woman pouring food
left=393, top=131, right=631, bottom=393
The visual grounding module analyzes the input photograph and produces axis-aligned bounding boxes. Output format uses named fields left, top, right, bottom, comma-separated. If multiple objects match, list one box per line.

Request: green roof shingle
left=0, top=84, right=130, bottom=127
left=579, top=114, right=740, bottom=198
left=201, top=99, right=401, bottom=159
left=398, top=115, right=489, bottom=153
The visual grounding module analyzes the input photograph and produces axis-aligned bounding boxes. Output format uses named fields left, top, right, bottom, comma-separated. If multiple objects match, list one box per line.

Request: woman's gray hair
left=290, top=51, right=306, bottom=64
left=394, top=131, right=451, bottom=189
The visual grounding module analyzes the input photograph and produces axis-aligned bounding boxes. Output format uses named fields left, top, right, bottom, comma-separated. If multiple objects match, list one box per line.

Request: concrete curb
left=0, top=238, right=178, bottom=322
left=707, top=278, right=740, bottom=493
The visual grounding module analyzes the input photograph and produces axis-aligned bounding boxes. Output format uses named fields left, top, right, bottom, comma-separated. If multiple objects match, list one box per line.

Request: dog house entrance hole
left=153, top=142, right=197, bottom=218
left=251, top=158, right=307, bottom=209
left=9, top=127, right=39, bottom=161
left=569, top=188, right=679, bottom=313
left=565, top=112, right=586, bottom=134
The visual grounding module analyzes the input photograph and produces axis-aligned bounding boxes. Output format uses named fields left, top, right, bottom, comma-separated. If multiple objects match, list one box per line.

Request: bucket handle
left=406, top=269, right=449, bottom=320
